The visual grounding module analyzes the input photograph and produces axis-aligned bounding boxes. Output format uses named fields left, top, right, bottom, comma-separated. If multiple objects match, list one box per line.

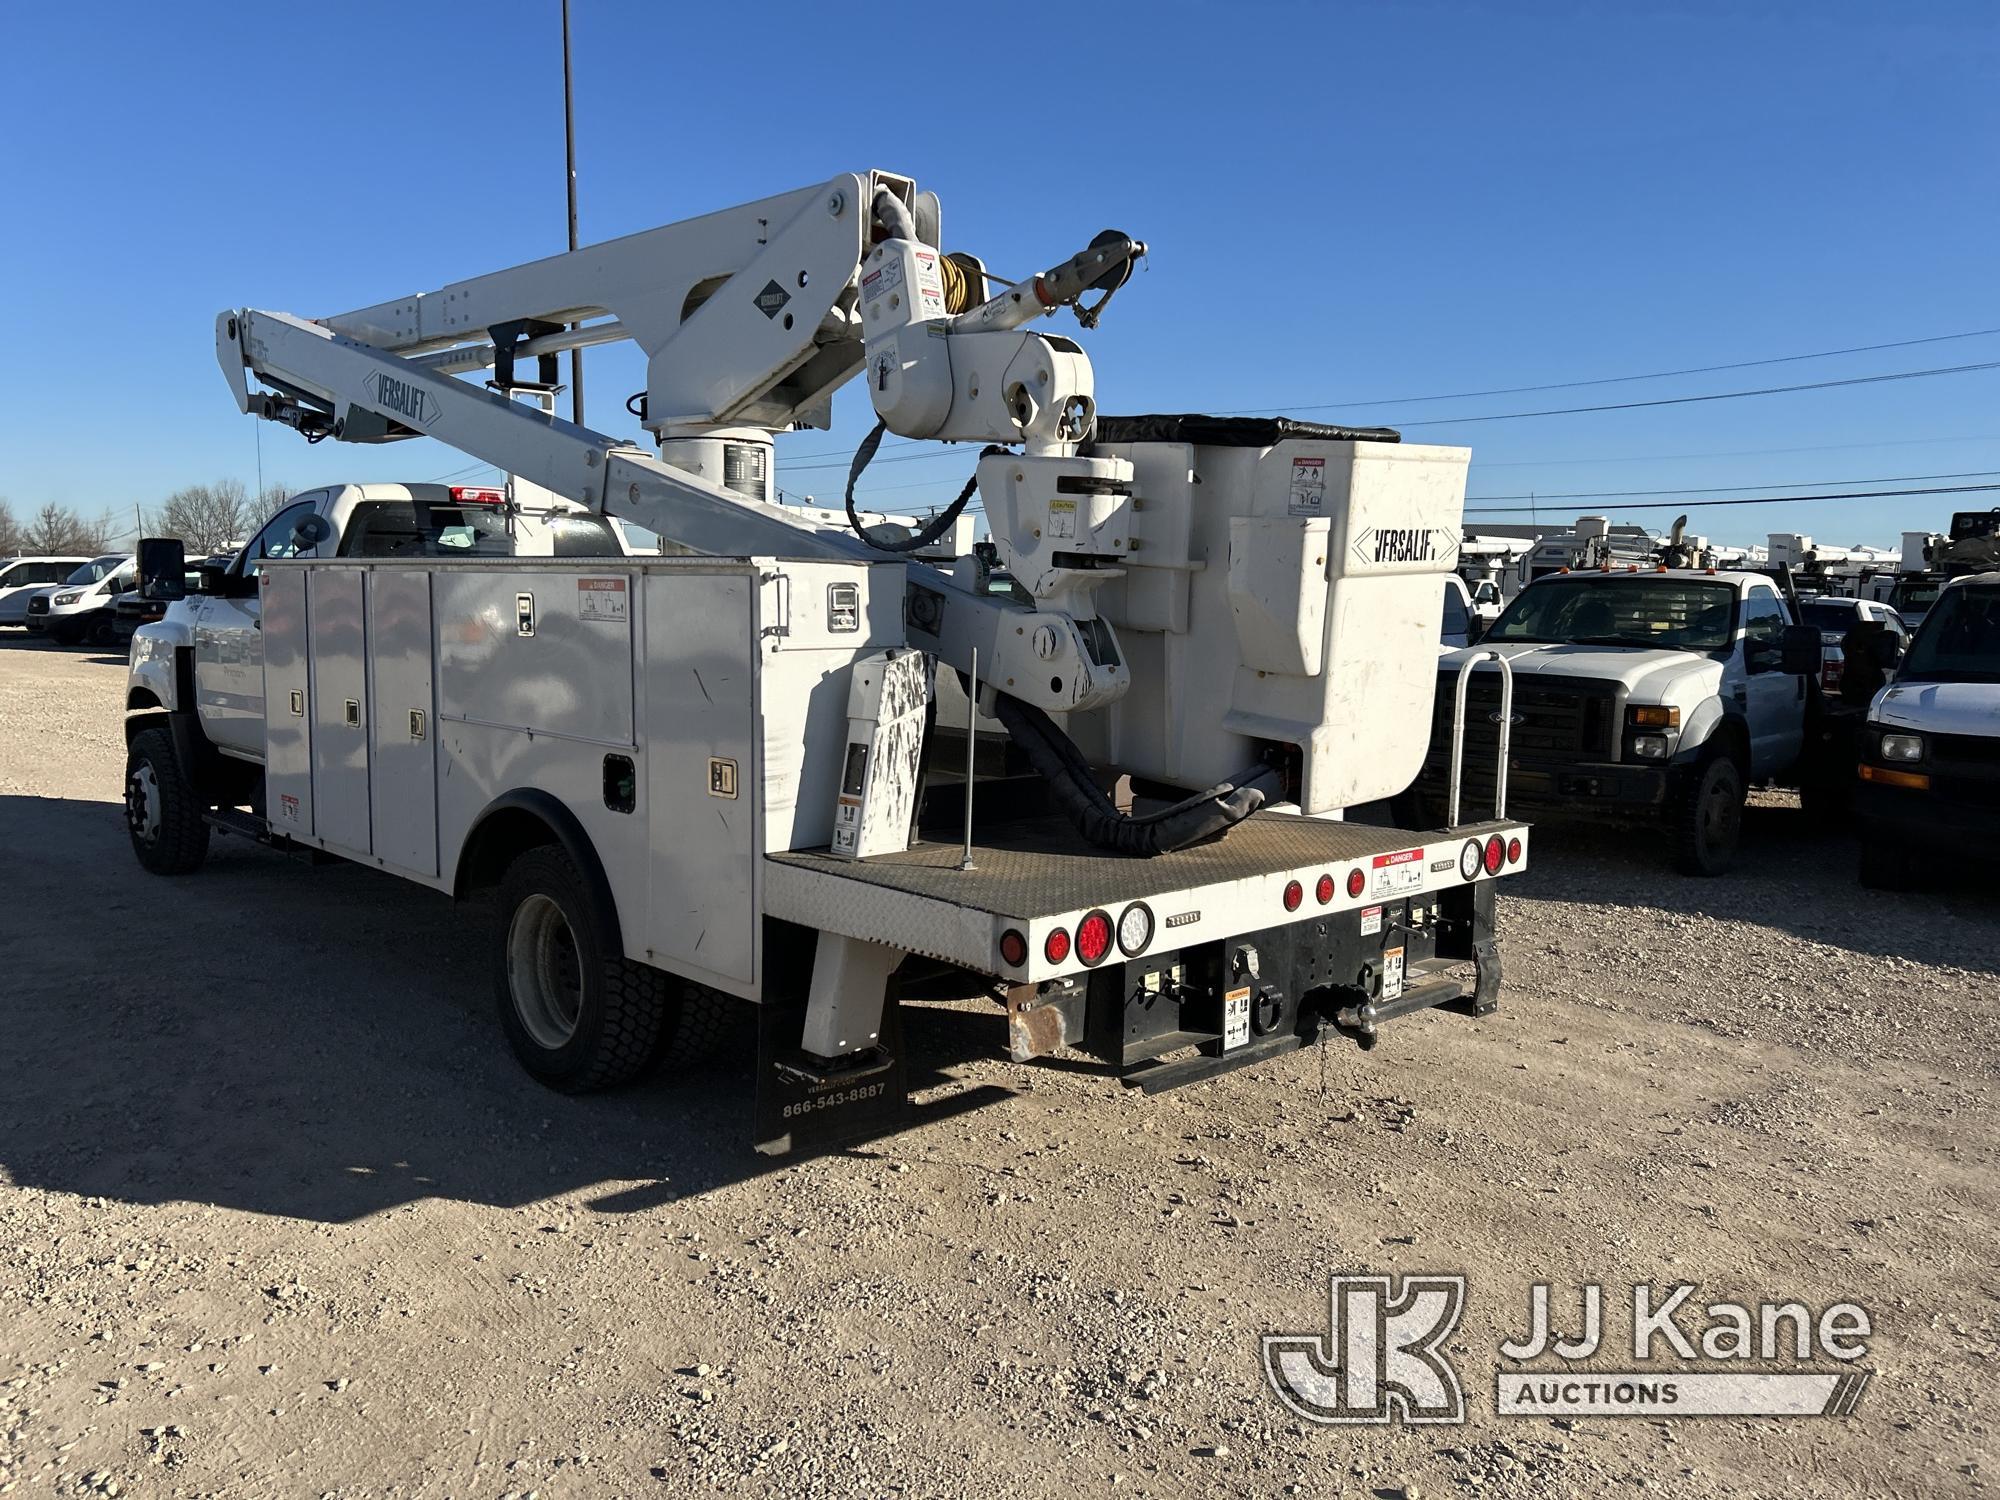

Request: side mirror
left=137, top=537, right=187, bottom=602
left=1869, top=631, right=1904, bottom=668
left=1778, top=623, right=1823, bottom=677
left=197, top=561, right=231, bottom=595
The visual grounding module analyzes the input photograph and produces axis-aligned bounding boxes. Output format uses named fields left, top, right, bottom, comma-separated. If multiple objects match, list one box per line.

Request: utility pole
left=562, top=0, right=583, bottom=426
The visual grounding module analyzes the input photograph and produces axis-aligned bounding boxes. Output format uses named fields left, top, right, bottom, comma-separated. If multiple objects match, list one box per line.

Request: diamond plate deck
left=768, top=813, right=1505, bottom=919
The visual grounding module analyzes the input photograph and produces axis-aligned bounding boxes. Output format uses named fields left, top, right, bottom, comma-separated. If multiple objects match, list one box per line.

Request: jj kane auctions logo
left=1264, top=1275, right=1873, bottom=1425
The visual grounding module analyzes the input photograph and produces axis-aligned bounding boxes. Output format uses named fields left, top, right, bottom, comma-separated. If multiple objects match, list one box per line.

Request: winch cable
left=991, top=692, right=1281, bottom=855
left=843, top=418, right=1000, bottom=553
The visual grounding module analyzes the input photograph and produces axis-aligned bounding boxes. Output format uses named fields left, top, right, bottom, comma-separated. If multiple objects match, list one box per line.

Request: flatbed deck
left=764, top=812, right=1526, bottom=981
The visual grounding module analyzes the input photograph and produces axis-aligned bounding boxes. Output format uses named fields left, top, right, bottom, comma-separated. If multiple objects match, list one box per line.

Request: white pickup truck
left=127, top=483, right=623, bottom=763
left=1426, top=567, right=1843, bottom=875
left=1855, top=570, right=2000, bottom=888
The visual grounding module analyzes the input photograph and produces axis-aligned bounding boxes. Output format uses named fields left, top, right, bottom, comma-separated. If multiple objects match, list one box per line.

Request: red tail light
left=449, top=485, right=505, bottom=506
left=1076, top=911, right=1113, bottom=967
left=1506, top=836, right=1522, bottom=865
left=999, top=929, right=1028, bottom=967
left=1282, top=880, right=1303, bottom=912
left=1314, top=873, right=1335, bottom=905
left=1483, top=835, right=1504, bottom=875
left=1346, top=868, right=1365, bottom=898
left=1044, top=928, right=1071, bottom=965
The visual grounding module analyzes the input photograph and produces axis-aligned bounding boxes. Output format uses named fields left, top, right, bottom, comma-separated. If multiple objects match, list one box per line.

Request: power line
left=1465, top=482, right=2000, bottom=516
left=1395, top=360, right=2000, bottom=429
left=1476, top=432, right=2000, bottom=469
left=1220, top=325, right=2000, bottom=414
left=774, top=324, right=2000, bottom=463
left=1468, top=468, right=2000, bottom=503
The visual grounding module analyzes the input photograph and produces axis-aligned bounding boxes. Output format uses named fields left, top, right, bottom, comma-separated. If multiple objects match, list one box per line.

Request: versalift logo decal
left=365, top=371, right=440, bottom=428
left=1351, top=526, right=1461, bottom=567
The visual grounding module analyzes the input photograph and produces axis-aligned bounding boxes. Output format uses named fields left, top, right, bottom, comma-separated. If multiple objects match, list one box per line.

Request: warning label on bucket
left=1287, top=456, right=1326, bottom=516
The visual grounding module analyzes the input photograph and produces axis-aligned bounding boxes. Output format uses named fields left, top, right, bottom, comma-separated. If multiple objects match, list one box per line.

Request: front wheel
left=48, top=620, right=82, bottom=647
left=1670, top=753, right=1745, bottom=877
left=125, top=727, right=210, bottom=875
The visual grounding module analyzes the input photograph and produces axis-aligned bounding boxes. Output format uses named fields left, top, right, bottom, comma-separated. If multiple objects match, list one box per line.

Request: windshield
left=1891, top=579, right=1942, bottom=615
left=1897, top=584, right=2000, bottom=684
left=1484, top=577, right=1738, bottom=652
left=65, top=554, right=126, bottom=586
left=1800, top=600, right=1862, bottom=633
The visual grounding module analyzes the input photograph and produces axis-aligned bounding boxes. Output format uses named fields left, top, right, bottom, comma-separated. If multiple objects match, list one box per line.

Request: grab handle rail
left=1447, top=649, right=1514, bottom=826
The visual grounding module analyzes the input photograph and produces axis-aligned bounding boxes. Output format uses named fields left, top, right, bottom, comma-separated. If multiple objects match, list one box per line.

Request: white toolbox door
left=368, top=569, right=438, bottom=877
left=261, top=567, right=313, bottom=838
left=308, top=569, right=372, bottom=857
left=643, top=571, right=757, bottom=988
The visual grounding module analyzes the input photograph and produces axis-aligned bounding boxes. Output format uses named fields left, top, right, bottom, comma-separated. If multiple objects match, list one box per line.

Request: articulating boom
left=218, top=169, right=1148, bottom=724
left=218, top=171, right=1469, bottom=854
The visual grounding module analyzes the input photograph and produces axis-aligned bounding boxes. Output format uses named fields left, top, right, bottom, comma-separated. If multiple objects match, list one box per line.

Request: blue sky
left=2, top=1, right=1995, bottom=548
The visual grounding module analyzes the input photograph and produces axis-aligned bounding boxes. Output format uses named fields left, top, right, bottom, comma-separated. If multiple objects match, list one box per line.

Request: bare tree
left=23, top=503, right=112, bottom=555
left=0, top=498, right=21, bottom=557
left=149, top=481, right=254, bottom=554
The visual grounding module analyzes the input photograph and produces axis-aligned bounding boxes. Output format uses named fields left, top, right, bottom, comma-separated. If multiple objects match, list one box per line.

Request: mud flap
left=752, top=983, right=908, bottom=1156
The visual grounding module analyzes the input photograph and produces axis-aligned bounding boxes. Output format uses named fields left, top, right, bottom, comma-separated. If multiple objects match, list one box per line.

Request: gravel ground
left=0, top=634, right=1994, bottom=1499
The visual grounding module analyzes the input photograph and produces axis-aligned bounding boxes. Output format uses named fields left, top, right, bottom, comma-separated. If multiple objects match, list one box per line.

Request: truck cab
left=1856, top=571, right=2000, bottom=888
left=1427, top=567, right=1829, bottom=875
left=129, top=482, right=625, bottom=761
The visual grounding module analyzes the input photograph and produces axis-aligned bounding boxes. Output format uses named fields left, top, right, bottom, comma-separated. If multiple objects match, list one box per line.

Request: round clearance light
left=1346, top=867, right=1366, bottom=898
left=1459, top=840, right=1483, bottom=880
left=1282, top=879, right=1304, bottom=913
left=1076, top=910, right=1114, bottom=967
left=1116, top=902, right=1154, bottom=957
left=1315, top=873, right=1335, bottom=906
left=1483, top=834, right=1505, bottom=875
left=1507, top=836, right=1523, bottom=865
left=999, top=929, right=1028, bottom=968
left=1044, top=927, right=1071, bottom=965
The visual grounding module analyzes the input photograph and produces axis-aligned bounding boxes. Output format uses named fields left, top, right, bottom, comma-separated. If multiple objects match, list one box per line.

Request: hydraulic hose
left=844, top=419, right=998, bottom=554
left=990, top=692, right=1280, bottom=855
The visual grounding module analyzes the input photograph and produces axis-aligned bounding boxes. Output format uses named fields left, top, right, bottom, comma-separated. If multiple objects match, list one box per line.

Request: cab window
left=1441, top=585, right=1469, bottom=639
left=244, top=501, right=326, bottom=574
left=1740, top=589, right=1787, bottom=646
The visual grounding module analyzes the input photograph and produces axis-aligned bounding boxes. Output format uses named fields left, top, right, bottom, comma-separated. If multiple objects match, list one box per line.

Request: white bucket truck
left=124, top=172, right=1527, bottom=1152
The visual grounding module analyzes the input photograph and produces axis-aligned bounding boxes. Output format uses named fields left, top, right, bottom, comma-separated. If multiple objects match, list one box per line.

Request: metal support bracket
left=801, top=931, right=905, bottom=1060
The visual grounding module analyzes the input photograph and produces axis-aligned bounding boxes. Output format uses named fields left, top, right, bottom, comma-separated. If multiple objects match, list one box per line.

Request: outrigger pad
left=752, top=985, right=908, bottom=1156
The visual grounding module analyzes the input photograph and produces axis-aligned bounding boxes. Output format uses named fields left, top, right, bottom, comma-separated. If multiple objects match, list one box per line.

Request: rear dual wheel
left=493, top=845, right=728, bottom=1092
